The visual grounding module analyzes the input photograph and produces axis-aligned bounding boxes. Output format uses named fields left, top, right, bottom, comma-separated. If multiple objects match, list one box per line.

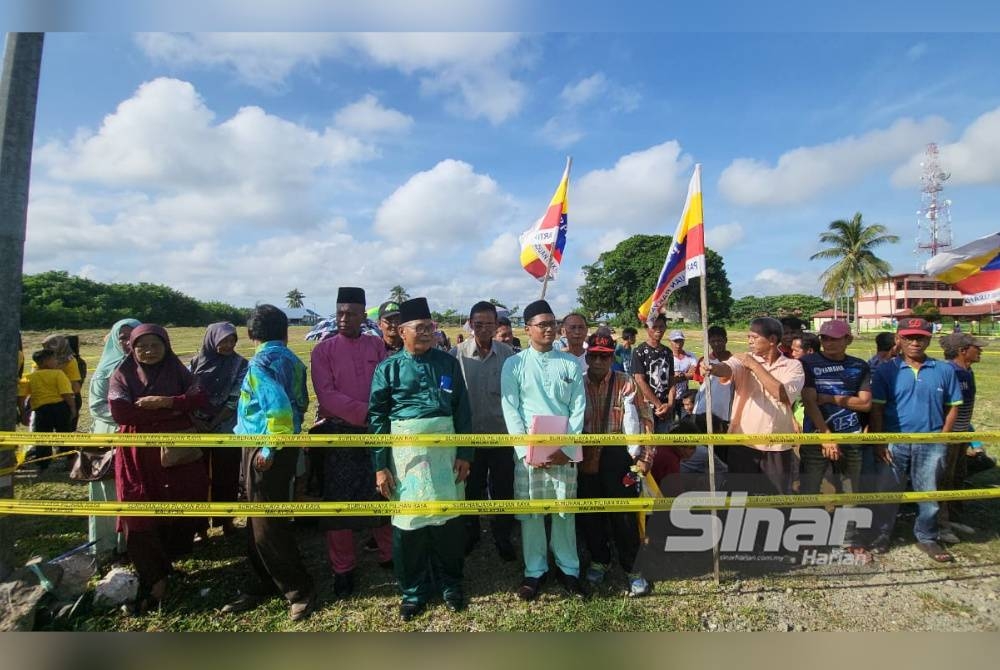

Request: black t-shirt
left=631, top=342, right=674, bottom=403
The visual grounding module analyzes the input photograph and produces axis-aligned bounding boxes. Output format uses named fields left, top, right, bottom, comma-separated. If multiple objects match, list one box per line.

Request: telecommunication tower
left=915, top=142, right=952, bottom=258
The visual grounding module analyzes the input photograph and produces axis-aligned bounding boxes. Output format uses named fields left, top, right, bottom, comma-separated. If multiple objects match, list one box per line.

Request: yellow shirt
left=27, top=369, right=73, bottom=410
left=30, top=358, right=81, bottom=385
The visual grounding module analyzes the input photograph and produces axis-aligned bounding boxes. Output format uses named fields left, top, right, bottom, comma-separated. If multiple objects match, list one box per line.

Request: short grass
left=10, top=326, right=1000, bottom=631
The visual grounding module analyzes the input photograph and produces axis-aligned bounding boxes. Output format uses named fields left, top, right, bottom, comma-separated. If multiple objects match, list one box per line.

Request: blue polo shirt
left=870, top=356, right=962, bottom=433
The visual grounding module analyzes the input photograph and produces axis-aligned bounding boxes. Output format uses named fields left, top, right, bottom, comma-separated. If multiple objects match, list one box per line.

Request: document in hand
left=526, top=414, right=582, bottom=466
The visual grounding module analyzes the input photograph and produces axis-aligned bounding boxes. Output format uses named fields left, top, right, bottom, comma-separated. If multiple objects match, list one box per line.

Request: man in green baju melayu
left=369, top=297, right=474, bottom=622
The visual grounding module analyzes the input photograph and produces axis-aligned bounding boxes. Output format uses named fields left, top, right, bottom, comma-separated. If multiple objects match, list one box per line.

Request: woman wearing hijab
left=189, top=322, right=249, bottom=536
left=85, top=318, right=141, bottom=563
left=108, top=324, right=209, bottom=609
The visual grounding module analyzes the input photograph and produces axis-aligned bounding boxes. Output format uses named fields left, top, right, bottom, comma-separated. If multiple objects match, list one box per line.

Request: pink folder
left=526, top=415, right=582, bottom=466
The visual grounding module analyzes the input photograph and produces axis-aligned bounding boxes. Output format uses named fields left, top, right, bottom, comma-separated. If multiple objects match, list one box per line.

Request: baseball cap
left=818, top=320, right=851, bottom=338
left=378, top=301, right=401, bottom=319
left=668, top=330, right=685, bottom=341
left=897, top=317, right=932, bottom=337
left=585, top=333, right=615, bottom=353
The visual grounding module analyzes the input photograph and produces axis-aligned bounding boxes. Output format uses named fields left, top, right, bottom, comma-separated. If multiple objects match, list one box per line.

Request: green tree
left=912, top=301, right=942, bottom=322
left=810, top=212, right=899, bottom=334
left=578, top=234, right=732, bottom=326
left=285, top=288, right=305, bottom=309
left=729, top=294, right=832, bottom=324
left=389, top=285, right=410, bottom=303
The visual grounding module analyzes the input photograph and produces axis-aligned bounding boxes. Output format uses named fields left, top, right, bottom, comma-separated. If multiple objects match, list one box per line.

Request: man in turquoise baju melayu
left=369, top=297, right=474, bottom=622
left=500, top=299, right=588, bottom=601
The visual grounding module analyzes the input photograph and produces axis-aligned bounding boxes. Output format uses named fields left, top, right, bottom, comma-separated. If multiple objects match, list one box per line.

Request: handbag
left=161, top=445, right=203, bottom=468
left=69, top=448, right=115, bottom=482
left=160, top=426, right=202, bottom=467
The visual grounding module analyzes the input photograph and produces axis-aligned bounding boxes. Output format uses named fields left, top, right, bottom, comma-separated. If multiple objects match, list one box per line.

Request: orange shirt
left=723, top=354, right=805, bottom=451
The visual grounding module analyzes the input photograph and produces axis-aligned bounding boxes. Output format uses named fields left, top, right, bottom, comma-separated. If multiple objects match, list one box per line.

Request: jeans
left=868, top=443, right=947, bottom=545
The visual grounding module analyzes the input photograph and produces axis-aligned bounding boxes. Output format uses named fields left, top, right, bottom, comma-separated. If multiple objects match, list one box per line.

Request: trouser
left=243, top=447, right=313, bottom=603
left=799, top=444, right=863, bottom=545
left=939, top=442, right=969, bottom=526
left=393, top=517, right=465, bottom=605
left=305, top=447, right=327, bottom=497
left=32, top=402, right=72, bottom=466
left=465, top=446, right=515, bottom=544
left=207, top=445, right=241, bottom=527
left=576, top=446, right=640, bottom=573
left=69, top=392, right=83, bottom=432
left=726, top=446, right=795, bottom=495
left=326, top=525, right=393, bottom=574
left=521, top=513, right=579, bottom=578
left=125, top=527, right=174, bottom=595
left=867, top=443, right=948, bottom=545
left=89, top=479, right=124, bottom=558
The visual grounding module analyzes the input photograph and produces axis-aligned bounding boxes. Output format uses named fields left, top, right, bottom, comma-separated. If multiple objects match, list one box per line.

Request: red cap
left=897, top=317, right=932, bottom=337
left=586, top=333, right=615, bottom=353
left=818, top=320, right=851, bottom=338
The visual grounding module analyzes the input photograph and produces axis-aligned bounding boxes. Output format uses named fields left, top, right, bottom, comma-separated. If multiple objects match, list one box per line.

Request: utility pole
left=0, top=32, right=44, bottom=579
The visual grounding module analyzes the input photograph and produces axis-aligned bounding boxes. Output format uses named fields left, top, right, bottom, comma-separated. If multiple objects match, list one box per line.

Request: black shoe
left=556, top=571, right=589, bottom=599
left=495, top=540, right=517, bottom=562
left=333, top=571, right=355, bottom=599
left=399, top=602, right=426, bottom=622
left=517, top=574, right=546, bottom=601
left=444, top=595, right=466, bottom=613
left=378, top=559, right=394, bottom=571
left=221, top=593, right=264, bottom=614
left=362, top=536, right=379, bottom=553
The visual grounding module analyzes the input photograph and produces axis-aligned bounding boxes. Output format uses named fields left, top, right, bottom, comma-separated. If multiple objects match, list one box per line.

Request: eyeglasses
left=403, top=323, right=435, bottom=335
left=528, top=320, right=558, bottom=331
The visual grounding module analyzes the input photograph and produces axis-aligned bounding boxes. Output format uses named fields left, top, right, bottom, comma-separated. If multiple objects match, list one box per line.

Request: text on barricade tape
left=0, top=431, right=996, bottom=447
left=1, top=488, right=998, bottom=517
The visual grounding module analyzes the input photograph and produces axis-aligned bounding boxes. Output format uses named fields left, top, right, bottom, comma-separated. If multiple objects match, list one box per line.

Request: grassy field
left=9, top=325, right=1000, bottom=631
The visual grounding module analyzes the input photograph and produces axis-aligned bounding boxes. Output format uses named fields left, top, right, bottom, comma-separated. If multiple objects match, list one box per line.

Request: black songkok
left=399, top=297, right=432, bottom=324
left=522, top=300, right=554, bottom=324
left=337, top=287, right=366, bottom=305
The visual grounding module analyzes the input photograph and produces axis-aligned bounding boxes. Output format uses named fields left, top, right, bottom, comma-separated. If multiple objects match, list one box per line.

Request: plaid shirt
left=582, top=370, right=653, bottom=473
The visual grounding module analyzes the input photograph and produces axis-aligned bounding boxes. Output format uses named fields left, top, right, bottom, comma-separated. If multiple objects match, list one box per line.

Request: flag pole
left=539, top=156, right=572, bottom=300
left=695, top=164, right=721, bottom=586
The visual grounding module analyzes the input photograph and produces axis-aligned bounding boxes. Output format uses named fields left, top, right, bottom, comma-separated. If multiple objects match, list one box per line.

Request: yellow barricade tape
left=0, top=431, right=996, bottom=447
left=1, top=488, right=997, bottom=517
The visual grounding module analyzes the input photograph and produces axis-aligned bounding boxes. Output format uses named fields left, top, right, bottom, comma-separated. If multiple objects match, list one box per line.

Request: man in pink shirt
left=702, top=316, right=804, bottom=494
left=310, top=286, right=392, bottom=599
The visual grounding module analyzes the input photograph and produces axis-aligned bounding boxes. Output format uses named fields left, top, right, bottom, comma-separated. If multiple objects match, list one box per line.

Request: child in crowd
left=23, top=349, right=77, bottom=470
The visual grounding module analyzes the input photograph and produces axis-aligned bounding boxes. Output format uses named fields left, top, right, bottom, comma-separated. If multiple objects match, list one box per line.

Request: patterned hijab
left=42, top=334, right=74, bottom=366
left=189, top=322, right=246, bottom=406
left=92, top=319, right=142, bottom=383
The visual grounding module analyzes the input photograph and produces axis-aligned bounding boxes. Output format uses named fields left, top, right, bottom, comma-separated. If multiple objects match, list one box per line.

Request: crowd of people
left=11, top=293, right=993, bottom=623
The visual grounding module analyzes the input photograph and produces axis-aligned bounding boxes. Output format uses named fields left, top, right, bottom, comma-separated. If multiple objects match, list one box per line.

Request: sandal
left=916, top=541, right=954, bottom=563
left=844, top=546, right=873, bottom=565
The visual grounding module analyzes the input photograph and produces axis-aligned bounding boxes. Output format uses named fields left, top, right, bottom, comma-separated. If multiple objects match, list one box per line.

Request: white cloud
left=334, top=94, right=414, bottom=135
left=539, top=116, right=584, bottom=149
left=746, top=268, right=821, bottom=296
left=595, top=228, right=628, bottom=254
left=705, top=222, right=745, bottom=252
left=573, top=141, right=694, bottom=232
left=906, top=42, right=928, bottom=61
left=892, top=106, right=1000, bottom=187
left=475, top=232, right=521, bottom=275
left=373, top=159, right=515, bottom=242
left=561, top=73, right=608, bottom=107
left=719, top=116, right=950, bottom=206
left=135, top=32, right=528, bottom=124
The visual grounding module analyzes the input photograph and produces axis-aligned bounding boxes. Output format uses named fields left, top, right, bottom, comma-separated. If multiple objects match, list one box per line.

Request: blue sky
left=20, top=30, right=1000, bottom=317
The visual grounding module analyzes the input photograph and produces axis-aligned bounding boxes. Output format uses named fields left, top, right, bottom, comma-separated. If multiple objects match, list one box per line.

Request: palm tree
left=810, top=212, right=899, bottom=334
left=285, top=288, right=305, bottom=309
left=389, top=285, right=410, bottom=303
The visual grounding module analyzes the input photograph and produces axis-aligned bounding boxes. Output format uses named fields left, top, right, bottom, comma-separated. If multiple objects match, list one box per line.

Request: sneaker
left=628, top=575, right=652, bottom=598
left=938, top=528, right=960, bottom=544
left=555, top=571, right=589, bottom=599
left=221, top=592, right=264, bottom=615
left=399, top=602, right=426, bottom=622
left=517, top=574, right=546, bottom=601
left=585, top=562, right=608, bottom=586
